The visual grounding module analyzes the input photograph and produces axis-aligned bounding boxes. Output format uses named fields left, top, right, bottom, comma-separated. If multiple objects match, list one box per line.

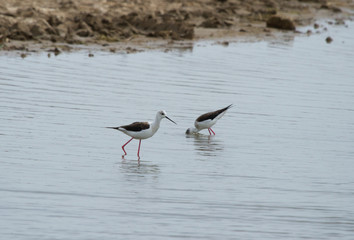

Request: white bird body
left=117, top=119, right=160, bottom=140
left=194, top=110, right=227, bottom=130
left=117, top=124, right=155, bottom=139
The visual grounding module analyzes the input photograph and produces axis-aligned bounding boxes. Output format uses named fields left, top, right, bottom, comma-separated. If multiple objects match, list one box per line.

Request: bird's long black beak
left=166, top=116, right=177, bottom=125
left=106, top=127, right=119, bottom=130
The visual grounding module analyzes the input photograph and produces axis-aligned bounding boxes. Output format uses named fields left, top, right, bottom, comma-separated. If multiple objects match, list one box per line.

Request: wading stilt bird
left=186, top=104, right=233, bottom=135
left=107, top=110, right=176, bottom=158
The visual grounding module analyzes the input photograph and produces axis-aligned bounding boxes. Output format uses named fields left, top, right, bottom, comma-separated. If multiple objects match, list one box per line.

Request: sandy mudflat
left=0, top=0, right=353, bottom=53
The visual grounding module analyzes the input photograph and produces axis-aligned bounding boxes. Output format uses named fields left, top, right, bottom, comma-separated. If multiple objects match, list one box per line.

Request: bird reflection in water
left=186, top=134, right=224, bottom=157
left=119, top=158, right=160, bottom=176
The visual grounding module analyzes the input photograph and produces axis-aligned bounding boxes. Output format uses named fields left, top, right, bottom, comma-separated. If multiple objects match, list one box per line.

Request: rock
left=330, top=7, right=342, bottom=13
left=8, top=18, right=56, bottom=40
left=48, top=47, right=61, bottom=55
left=30, top=19, right=56, bottom=37
left=147, top=13, right=191, bottom=38
left=16, top=7, right=38, bottom=18
left=60, top=45, right=72, bottom=51
left=0, top=16, right=13, bottom=29
left=221, top=41, right=229, bottom=46
left=2, top=44, right=26, bottom=51
left=266, top=16, right=296, bottom=30
left=263, top=0, right=279, bottom=8
left=130, top=14, right=194, bottom=40
left=59, top=0, right=77, bottom=10
left=47, top=15, right=62, bottom=27
left=76, top=21, right=93, bottom=37
left=320, top=4, right=329, bottom=9
left=80, top=13, right=112, bottom=35
left=200, top=17, right=224, bottom=28
left=76, top=29, right=91, bottom=37
left=202, top=11, right=214, bottom=19
left=0, top=16, right=14, bottom=39
left=325, top=36, right=333, bottom=43
left=335, top=19, right=345, bottom=25
left=224, top=19, right=234, bottom=26
left=9, top=21, right=33, bottom=40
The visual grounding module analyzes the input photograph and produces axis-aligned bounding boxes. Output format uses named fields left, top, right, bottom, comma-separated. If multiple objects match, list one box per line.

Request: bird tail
left=221, top=104, right=233, bottom=112
left=225, top=104, right=233, bottom=110
left=213, top=104, right=233, bottom=121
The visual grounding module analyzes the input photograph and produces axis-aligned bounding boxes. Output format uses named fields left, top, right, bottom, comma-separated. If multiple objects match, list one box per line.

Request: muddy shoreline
left=1, top=0, right=353, bottom=55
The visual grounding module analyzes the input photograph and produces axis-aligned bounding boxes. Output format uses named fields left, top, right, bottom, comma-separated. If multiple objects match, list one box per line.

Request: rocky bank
left=0, top=0, right=353, bottom=53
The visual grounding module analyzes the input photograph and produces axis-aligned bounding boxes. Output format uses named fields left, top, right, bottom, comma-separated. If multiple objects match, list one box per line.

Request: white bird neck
left=151, top=114, right=163, bottom=133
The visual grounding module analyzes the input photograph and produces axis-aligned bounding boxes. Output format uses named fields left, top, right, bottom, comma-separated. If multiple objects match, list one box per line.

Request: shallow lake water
left=1, top=22, right=354, bottom=239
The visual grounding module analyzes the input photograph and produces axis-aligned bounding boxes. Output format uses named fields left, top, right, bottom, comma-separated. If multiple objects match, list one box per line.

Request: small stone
left=221, top=41, right=229, bottom=46
left=266, top=16, right=296, bottom=30
left=76, top=29, right=91, bottom=37
left=48, top=47, right=61, bottom=56
left=320, top=4, right=329, bottom=9
left=54, top=48, right=61, bottom=55
left=335, top=19, right=345, bottom=25
left=331, top=7, right=342, bottom=13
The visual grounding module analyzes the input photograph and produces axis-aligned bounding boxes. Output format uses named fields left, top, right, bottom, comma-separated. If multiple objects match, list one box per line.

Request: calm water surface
left=1, top=22, right=354, bottom=239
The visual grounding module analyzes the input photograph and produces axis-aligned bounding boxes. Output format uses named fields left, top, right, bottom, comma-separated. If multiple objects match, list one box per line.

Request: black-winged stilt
left=107, top=110, right=176, bottom=158
left=186, top=104, right=232, bottom=135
